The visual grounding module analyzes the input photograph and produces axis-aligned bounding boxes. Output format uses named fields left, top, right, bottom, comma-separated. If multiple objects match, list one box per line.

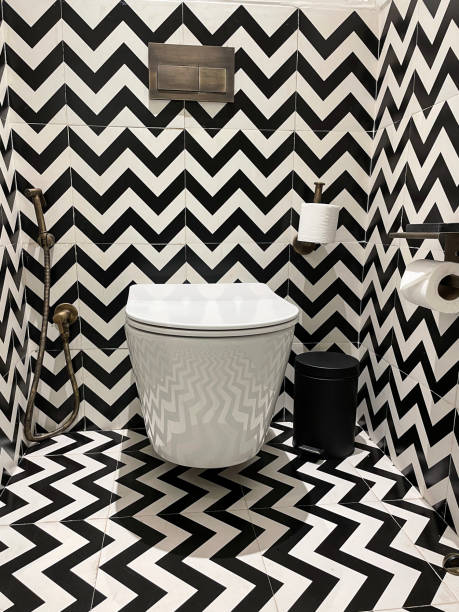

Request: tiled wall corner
left=362, top=0, right=459, bottom=530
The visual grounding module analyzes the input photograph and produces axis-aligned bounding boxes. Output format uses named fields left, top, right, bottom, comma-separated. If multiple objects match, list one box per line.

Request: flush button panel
left=149, top=43, right=234, bottom=102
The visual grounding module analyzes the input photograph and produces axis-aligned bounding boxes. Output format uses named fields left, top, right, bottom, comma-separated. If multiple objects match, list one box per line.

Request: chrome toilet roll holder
left=390, top=223, right=459, bottom=293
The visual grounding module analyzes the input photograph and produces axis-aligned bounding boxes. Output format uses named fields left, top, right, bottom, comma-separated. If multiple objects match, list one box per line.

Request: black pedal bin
left=293, top=352, right=360, bottom=459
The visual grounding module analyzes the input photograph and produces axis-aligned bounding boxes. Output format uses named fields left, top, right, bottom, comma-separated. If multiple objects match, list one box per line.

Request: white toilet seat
left=125, top=282, right=298, bottom=333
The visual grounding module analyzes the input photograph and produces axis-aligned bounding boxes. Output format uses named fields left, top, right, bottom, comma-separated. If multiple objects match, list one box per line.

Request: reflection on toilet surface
left=126, top=326, right=294, bottom=468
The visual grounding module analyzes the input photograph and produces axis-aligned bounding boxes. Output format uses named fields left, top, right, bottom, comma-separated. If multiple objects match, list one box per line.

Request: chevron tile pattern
left=389, top=242, right=459, bottom=404
left=293, top=129, right=372, bottom=243
left=375, top=0, right=419, bottom=129
left=185, top=128, right=293, bottom=245
left=366, top=119, right=409, bottom=247
left=2, top=0, right=379, bottom=442
left=1, top=0, right=457, bottom=552
left=82, top=349, right=142, bottom=432
left=70, top=125, right=186, bottom=245
left=404, top=95, right=459, bottom=226
left=357, top=346, right=392, bottom=449
left=3, top=0, right=66, bottom=126
left=0, top=13, right=24, bottom=488
left=414, top=0, right=459, bottom=111
left=296, top=7, right=378, bottom=132
left=386, top=367, right=456, bottom=511
left=64, top=0, right=184, bottom=128
left=1, top=422, right=458, bottom=611
left=183, top=1, right=298, bottom=131
left=361, top=0, right=459, bottom=536
left=77, top=243, right=186, bottom=350
left=289, top=242, right=364, bottom=346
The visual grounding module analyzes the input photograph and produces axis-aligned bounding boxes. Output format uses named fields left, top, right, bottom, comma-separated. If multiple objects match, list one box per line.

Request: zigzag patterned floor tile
left=0, top=518, right=107, bottom=611
left=382, top=497, right=459, bottom=601
left=93, top=512, right=277, bottom=611
left=24, top=429, right=145, bottom=457
left=352, top=434, right=422, bottom=502
left=249, top=500, right=456, bottom=611
left=236, top=424, right=377, bottom=509
left=109, top=451, right=249, bottom=518
left=1, top=424, right=458, bottom=611
left=0, top=452, right=118, bottom=525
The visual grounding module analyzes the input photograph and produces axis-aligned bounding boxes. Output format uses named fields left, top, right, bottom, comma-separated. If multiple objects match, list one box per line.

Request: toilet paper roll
left=298, top=202, right=340, bottom=244
left=400, top=259, right=459, bottom=314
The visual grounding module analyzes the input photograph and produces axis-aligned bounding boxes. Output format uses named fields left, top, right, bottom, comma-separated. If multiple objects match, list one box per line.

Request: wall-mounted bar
left=389, top=223, right=459, bottom=289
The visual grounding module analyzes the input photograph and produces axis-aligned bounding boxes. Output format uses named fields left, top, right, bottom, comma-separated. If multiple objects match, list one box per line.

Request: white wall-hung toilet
left=125, top=283, right=298, bottom=468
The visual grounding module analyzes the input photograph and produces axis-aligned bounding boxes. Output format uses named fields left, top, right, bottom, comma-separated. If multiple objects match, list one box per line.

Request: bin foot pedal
left=295, top=444, right=325, bottom=458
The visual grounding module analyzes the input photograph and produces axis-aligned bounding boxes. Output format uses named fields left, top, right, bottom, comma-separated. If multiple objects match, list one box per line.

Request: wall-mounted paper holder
left=389, top=223, right=459, bottom=289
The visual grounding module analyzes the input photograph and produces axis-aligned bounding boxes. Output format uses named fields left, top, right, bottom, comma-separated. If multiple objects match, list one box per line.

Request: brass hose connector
left=53, top=304, right=79, bottom=341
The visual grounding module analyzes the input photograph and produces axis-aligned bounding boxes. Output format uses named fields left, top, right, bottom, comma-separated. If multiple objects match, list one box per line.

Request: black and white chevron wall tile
left=82, top=349, right=142, bottom=431
left=386, top=364, right=456, bottom=512
left=23, top=242, right=80, bottom=352
left=289, top=242, right=364, bottom=347
left=0, top=359, right=22, bottom=489
left=357, top=346, right=392, bottom=450
left=186, top=241, right=289, bottom=293
left=0, top=12, right=24, bottom=488
left=404, top=95, right=459, bottom=227
left=360, top=242, right=399, bottom=360
left=445, top=411, right=459, bottom=534
left=296, top=6, right=378, bottom=132
left=63, top=0, right=184, bottom=129
left=413, top=0, right=459, bottom=113
left=360, top=0, right=459, bottom=535
left=390, top=241, right=458, bottom=405
left=366, top=119, right=409, bottom=246
left=185, top=128, right=293, bottom=245
left=12, top=122, right=73, bottom=245
left=183, top=1, right=298, bottom=131
left=3, top=0, right=66, bottom=126
left=70, top=125, right=186, bottom=245
left=375, top=0, right=419, bottom=130
left=28, top=349, right=85, bottom=435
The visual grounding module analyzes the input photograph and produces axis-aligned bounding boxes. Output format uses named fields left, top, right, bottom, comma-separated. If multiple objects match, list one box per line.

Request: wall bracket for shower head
left=24, top=187, right=55, bottom=247
left=293, top=182, right=325, bottom=256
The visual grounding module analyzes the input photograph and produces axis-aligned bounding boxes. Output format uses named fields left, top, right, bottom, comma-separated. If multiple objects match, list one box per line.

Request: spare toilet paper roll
left=298, top=202, right=340, bottom=244
left=400, top=259, right=459, bottom=314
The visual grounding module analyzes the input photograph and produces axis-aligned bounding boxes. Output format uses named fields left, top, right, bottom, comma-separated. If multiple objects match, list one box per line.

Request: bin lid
left=295, top=351, right=359, bottom=379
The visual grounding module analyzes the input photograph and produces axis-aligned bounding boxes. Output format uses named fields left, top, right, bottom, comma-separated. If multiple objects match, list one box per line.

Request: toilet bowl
left=125, top=283, right=298, bottom=468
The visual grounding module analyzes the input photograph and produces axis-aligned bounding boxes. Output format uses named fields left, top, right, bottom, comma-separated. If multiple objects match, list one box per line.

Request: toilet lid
left=126, top=283, right=298, bottom=331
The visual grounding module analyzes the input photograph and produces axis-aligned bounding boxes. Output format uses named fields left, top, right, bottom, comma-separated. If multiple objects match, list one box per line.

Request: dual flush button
left=149, top=43, right=234, bottom=102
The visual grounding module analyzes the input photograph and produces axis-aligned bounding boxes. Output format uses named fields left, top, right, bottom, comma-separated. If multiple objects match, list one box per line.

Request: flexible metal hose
left=24, top=214, right=80, bottom=442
